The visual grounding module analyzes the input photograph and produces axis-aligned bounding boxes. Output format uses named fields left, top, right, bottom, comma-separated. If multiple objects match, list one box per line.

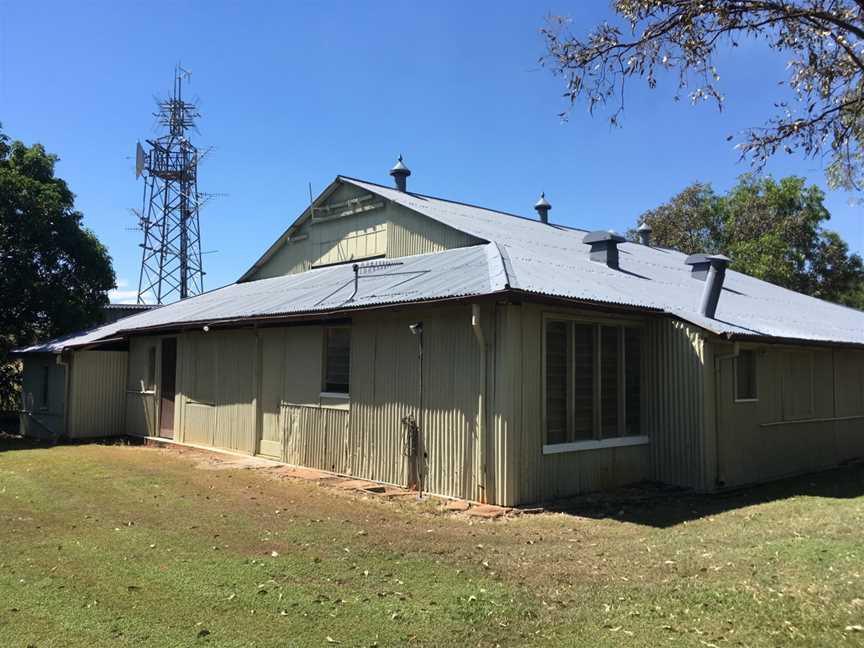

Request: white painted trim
left=319, top=391, right=350, bottom=400
left=543, top=435, right=650, bottom=455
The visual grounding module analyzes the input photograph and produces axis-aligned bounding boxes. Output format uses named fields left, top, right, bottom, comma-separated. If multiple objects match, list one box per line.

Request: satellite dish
left=135, top=142, right=146, bottom=178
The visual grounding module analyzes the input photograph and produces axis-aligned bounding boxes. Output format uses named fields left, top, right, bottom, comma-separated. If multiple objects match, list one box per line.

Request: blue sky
left=2, top=1, right=863, bottom=302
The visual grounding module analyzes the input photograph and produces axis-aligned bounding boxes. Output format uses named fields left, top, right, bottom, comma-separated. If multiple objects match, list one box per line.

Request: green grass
left=1, top=441, right=863, bottom=647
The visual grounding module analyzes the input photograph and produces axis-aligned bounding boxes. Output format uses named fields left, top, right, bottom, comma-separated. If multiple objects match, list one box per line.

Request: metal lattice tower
left=135, top=66, right=205, bottom=304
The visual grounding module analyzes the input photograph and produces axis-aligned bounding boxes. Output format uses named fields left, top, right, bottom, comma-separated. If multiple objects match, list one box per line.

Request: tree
left=632, top=175, right=864, bottom=306
left=541, top=1, right=864, bottom=188
left=0, top=126, right=115, bottom=410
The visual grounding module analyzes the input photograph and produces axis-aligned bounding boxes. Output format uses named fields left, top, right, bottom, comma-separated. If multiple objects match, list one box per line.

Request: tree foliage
left=542, top=1, right=864, bottom=188
left=0, top=127, right=115, bottom=410
left=632, top=175, right=864, bottom=306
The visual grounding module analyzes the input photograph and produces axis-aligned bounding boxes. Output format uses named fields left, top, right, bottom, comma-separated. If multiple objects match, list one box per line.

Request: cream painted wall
left=246, top=182, right=478, bottom=281
left=67, top=351, right=127, bottom=438
left=715, top=344, right=864, bottom=487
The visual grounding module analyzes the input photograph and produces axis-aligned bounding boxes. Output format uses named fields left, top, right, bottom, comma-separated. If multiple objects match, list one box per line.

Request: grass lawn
left=1, top=440, right=863, bottom=647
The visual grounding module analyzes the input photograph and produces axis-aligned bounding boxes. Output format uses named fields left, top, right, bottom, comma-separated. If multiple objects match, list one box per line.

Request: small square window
left=323, top=327, right=351, bottom=394
left=735, top=350, right=758, bottom=401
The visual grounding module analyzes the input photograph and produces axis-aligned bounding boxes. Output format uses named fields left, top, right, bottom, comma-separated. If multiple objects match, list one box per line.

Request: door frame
left=158, top=337, right=178, bottom=439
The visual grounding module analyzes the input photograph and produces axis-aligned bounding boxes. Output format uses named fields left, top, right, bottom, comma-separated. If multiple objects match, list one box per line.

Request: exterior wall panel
left=715, top=345, right=864, bottom=487
left=349, top=308, right=485, bottom=499
left=68, top=351, right=127, bottom=438
left=213, top=332, right=257, bottom=453
left=643, top=318, right=707, bottom=490
left=248, top=183, right=479, bottom=281
left=387, top=204, right=477, bottom=258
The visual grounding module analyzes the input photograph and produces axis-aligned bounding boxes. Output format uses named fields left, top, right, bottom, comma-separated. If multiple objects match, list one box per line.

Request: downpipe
left=471, top=304, right=488, bottom=502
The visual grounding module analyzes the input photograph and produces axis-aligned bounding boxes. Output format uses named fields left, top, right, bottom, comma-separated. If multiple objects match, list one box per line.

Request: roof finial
left=389, top=155, right=411, bottom=192
left=637, top=221, right=653, bottom=245
left=534, top=192, right=551, bottom=224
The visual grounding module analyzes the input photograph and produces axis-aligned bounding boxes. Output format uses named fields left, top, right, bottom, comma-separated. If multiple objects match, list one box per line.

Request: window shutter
left=625, top=327, right=642, bottom=435
left=572, top=324, right=594, bottom=440
left=545, top=321, right=569, bottom=444
left=600, top=326, right=620, bottom=438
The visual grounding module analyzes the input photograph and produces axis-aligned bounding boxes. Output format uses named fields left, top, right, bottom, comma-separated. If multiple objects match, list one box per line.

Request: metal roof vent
left=534, top=192, right=551, bottom=224
left=637, top=221, right=652, bottom=245
left=389, top=155, right=411, bottom=192
left=684, top=253, right=730, bottom=319
left=583, top=230, right=626, bottom=270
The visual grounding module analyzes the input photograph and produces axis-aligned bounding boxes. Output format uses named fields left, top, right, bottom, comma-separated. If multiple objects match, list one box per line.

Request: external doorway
left=159, top=338, right=177, bottom=439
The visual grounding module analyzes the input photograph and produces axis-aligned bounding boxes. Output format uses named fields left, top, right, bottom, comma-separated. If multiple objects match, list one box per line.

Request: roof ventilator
left=583, top=230, right=626, bottom=270
left=684, top=253, right=730, bottom=319
left=637, top=221, right=652, bottom=245
left=534, top=192, right=551, bottom=224
left=389, top=155, right=411, bottom=192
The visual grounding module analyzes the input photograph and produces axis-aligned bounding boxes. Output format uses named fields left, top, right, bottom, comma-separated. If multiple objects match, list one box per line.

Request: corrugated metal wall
left=643, top=318, right=708, bottom=490
left=165, top=305, right=489, bottom=501
left=68, top=351, right=127, bottom=438
left=248, top=182, right=479, bottom=281
left=387, top=203, right=478, bottom=258
left=715, top=344, right=864, bottom=487
left=282, top=405, right=351, bottom=473
left=349, top=307, right=487, bottom=499
left=174, top=331, right=256, bottom=453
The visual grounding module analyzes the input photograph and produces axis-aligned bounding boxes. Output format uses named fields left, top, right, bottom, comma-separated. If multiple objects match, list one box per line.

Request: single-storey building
left=14, top=160, right=864, bottom=506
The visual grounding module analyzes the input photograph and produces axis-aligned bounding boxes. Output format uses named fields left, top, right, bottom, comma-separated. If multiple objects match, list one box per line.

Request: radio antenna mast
left=134, top=64, right=206, bottom=304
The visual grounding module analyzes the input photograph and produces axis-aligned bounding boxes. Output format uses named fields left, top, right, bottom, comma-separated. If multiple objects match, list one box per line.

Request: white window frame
left=541, top=313, right=646, bottom=455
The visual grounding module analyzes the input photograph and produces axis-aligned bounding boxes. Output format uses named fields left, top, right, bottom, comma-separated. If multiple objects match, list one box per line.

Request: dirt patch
left=144, top=439, right=521, bottom=519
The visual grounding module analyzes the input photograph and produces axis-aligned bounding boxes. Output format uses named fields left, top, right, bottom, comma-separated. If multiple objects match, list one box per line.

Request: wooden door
left=159, top=338, right=177, bottom=439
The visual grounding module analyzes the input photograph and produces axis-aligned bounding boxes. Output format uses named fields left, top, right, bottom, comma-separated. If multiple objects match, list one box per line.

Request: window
left=323, top=327, right=351, bottom=394
left=544, top=321, right=570, bottom=444
left=544, top=319, right=643, bottom=448
left=734, top=349, right=758, bottom=401
left=625, top=327, right=642, bottom=435
left=600, top=326, right=620, bottom=438
left=146, top=346, right=157, bottom=392
left=40, top=366, right=50, bottom=410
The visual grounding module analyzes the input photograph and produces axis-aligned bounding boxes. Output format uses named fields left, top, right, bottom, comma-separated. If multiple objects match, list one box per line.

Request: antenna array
left=134, top=65, right=206, bottom=304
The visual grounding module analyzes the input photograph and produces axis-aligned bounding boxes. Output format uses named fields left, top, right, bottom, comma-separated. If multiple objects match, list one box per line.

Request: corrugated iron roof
left=14, top=244, right=505, bottom=354
left=342, top=177, right=864, bottom=347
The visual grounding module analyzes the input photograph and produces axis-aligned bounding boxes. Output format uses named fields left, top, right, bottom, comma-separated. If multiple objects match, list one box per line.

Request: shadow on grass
left=540, top=462, right=864, bottom=528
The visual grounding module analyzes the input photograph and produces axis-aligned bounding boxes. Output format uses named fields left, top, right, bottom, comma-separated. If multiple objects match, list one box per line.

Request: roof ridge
left=338, top=175, right=561, bottom=227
